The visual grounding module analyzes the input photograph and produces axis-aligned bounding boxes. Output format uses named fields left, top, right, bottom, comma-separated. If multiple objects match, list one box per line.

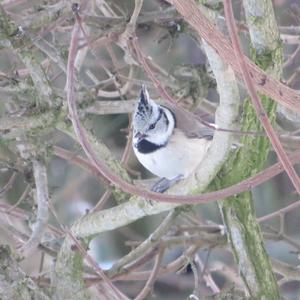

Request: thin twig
left=0, top=172, right=17, bottom=196
left=107, top=210, right=179, bottom=278
left=194, top=254, right=220, bottom=295
left=258, top=199, right=300, bottom=223
left=66, top=229, right=130, bottom=300
left=5, top=184, right=30, bottom=213
left=91, top=125, right=133, bottom=212
left=48, top=199, right=129, bottom=300
left=134, top=249, right=164, bottom=300
left=53, top=146, right=109, bottom=185
left=283, top=44, right=300, bottom=68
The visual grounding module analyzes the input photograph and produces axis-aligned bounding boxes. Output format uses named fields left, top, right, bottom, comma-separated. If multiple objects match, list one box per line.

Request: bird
left=132, top=85, right=214, bottom=193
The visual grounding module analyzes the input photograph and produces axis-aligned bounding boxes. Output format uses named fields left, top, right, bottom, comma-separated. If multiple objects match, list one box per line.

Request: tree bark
left=213, top=0, right=282, bottom=298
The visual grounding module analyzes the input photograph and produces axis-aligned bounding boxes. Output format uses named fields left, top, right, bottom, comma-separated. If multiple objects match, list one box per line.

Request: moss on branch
left=209, top=0, right=283, bottom=298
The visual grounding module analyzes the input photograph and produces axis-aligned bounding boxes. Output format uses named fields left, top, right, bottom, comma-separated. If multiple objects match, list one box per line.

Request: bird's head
left=132, top=85, right=175, bottom=146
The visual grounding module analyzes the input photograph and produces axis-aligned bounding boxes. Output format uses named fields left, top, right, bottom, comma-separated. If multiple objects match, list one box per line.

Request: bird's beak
left=135, top=132, right=146, bottom=142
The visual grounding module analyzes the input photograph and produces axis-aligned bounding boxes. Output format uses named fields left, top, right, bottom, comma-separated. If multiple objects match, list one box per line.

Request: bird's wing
left=165, top=103, right=214, bottom=140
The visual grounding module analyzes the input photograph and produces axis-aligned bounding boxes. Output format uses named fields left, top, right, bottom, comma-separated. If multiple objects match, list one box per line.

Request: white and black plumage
left=132, top=86, right=214, bottom=192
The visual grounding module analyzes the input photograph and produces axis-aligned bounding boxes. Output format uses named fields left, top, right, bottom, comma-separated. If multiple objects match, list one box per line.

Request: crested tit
left=132, top=86, right=213, bottom=192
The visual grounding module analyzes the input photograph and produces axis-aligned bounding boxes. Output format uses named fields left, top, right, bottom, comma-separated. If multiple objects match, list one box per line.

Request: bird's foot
left=151, top=175, right=184, bottom=193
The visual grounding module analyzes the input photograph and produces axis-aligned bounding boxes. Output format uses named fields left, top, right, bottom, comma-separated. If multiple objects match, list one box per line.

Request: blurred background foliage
left=0, top=0, right=300, bottom=299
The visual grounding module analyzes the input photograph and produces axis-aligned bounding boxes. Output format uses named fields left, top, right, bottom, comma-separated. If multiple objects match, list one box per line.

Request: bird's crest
left=134, top=85, right=155, bottom=126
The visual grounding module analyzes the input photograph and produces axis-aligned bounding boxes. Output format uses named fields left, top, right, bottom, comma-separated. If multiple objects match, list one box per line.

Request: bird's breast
left=133, top=131, right=211, bottom=180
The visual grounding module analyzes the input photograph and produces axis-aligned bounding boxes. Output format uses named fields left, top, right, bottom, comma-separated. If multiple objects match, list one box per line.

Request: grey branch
left=20, top=158, right=49, bottom=256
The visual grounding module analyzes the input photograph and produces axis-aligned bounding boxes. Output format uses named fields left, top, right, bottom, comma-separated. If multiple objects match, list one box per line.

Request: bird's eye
left=149, top=123, right=156, bottom=130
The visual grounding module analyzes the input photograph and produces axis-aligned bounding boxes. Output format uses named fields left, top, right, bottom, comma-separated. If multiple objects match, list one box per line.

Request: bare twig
left=91, top=119, right=133, bottom=212
left=283, top=44, right=300, bottom=68
left=259, top=199, right=300, bottom=223
left=85, top=100, right=137, bottom=115
left=53, top=146, right=109, bottom=184
left=79, top=231, right=222, bottom=286
left=280, top=34, right=300, bottom=44
left=0, top=219, right=57, bottom=257
left=134, top=249, right=163, bottom=300
left=0, top=203, right=31, bottom=220
left=0, top=172, right=17, bottom=196
left=5, top=184, right=30, bottom=213
left=20, top=159, right=49, bottom=256
left=107, top=210, right=179, bottom=279
left=271, top=258, right=300, bottom=281
left=194, top=254, right=220, bottom=295
left=119, top=0, right=143, bottom=49
left=66, top=229, right=130, bottom=300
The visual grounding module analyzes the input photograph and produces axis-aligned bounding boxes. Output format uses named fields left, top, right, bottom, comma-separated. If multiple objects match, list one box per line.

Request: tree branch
left=20, top=158, right=49, bottom=256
